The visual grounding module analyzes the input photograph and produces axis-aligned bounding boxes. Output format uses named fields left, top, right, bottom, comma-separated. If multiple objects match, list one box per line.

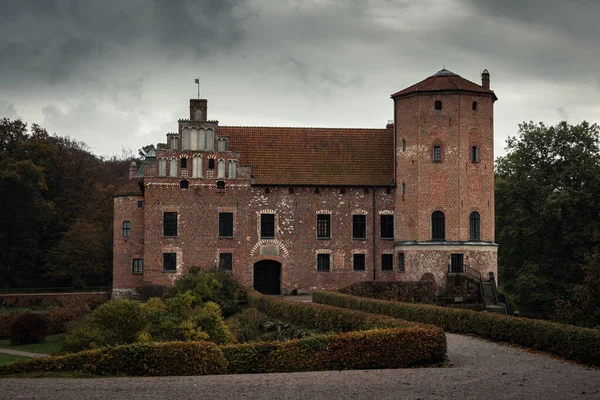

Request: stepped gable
left=221, top=126, right=394, bottom=186
left=392, top=69, right=497, bottom=100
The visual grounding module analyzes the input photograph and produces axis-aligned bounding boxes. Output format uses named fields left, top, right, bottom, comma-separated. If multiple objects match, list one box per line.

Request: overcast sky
left=1, top=0, right=599, bottom=159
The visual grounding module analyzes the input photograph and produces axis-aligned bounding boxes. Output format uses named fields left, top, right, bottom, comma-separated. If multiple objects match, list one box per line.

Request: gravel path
left=0, top=333, right=598, bottom=400
left=0, top=348, right=47, bottom=358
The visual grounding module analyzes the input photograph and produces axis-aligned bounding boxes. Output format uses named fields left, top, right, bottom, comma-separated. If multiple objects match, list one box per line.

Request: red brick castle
left=113, top=69, right=498, bottom=298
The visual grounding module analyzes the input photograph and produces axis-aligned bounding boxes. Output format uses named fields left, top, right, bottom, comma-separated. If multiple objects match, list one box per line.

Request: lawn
left=0, top=334, right=65, bottom=355
left=0, top=353, right=28, bottom=366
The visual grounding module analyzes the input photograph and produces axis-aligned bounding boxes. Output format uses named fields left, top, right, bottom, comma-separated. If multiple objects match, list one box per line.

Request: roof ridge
left=220, top=126, right=390, bottom=131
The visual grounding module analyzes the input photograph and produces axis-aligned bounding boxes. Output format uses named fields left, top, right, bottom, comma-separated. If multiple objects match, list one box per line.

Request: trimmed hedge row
left=340, top=281, right=437, bottom=303
left=0, top=341, right=227, bottom=376
left=247, top=290, right=422, bottom=331
left=223, top=327, right=445, bottom=374
left=314, top=291, right=600, bottom=366
left=0, top=305, right=90, bottom=339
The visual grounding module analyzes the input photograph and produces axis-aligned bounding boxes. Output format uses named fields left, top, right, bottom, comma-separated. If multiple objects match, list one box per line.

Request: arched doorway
left=253, top=260, right=281, bottom=295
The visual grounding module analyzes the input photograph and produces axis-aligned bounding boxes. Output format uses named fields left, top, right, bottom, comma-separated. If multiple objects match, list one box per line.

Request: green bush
left=226, top=308, right=270, bottom=343
left=9, top=313, right=48, bottom=344
left=222, top=327, right=445, bottom=374
left=341, top=281, right=437, bottom=303
left=164, top=268, right=246, bottom=317
left=91, top=299, right=145, bottom=345
left=194, top=301, right=234, bottom=345
left=314, top=291, right=600, bottom=366
left=0, top=341, right=227, bottom=377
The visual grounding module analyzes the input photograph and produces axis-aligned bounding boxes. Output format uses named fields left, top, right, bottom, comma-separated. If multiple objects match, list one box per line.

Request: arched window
left=217, top=159, right=225, bottom=178
left=470, top=211, right=480, bottom=240
left=180, top=158, right=187, bottom=169
left=218, top=138, right=227, bottom=152
left=158, top=159, right=167, bottom=177
left=169, top=159, right=177, bottom=177
left=208, top=158, right=215, bottom=169
left=431, top=211, right=445, bottom=240
left=228, top=160, right=237, bottom=178
left=192, top=157, right=202, bottom=178
left=182, top=128, right=190, bottom=150
left=434, top=100, right=442, bottom=110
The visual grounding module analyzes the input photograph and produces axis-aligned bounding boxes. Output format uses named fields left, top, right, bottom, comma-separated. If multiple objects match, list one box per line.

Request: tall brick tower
left=392, top=69, right=498, bottom=288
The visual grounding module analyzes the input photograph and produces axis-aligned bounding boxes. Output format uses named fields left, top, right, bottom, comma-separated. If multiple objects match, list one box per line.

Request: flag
left=194, top=78, right=199, bottom=84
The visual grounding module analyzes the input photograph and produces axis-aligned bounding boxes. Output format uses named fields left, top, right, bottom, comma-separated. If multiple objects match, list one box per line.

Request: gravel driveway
left=1, top=333, right=598, bottom=400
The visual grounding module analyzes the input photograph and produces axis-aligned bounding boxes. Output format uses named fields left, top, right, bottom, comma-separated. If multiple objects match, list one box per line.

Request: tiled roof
left=221, top=126, right=394, bottom=186
left=392, top=69, right=497, bottom=100
left=115, top=180, right=143, bottom=196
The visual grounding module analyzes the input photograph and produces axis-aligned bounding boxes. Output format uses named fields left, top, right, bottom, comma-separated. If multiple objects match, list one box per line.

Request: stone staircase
left=481, top=280, right=506, bottom=315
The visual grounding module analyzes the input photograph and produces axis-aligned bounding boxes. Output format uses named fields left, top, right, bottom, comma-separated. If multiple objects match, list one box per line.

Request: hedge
left=340, top=281, right=437, bottom=303
left=0, top=304, right=90, bottom=339
left=0, top=341, right=227, bottom=376
left=247, top=290, right=423, bottom=331
left=223, top=327, right=445, bottom=374
left=314, top=291, right=600, bottom=366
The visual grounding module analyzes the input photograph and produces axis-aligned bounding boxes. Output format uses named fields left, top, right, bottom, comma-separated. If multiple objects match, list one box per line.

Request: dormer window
left=434, top=100, right=442, bottom=110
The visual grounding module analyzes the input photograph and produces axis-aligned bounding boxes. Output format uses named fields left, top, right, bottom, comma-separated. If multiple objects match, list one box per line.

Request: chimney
left=386, top=119, right=394, bottom=129
left=129, top=161, right=138, bottom=180
left=189, top=99, right=208, bottom=121
left=481, top=69, right=490, bottom=90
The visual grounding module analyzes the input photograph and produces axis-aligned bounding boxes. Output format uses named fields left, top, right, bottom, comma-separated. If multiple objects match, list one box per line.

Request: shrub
left=195, top=301, right=235, bottom=345
left=9, top=313, right=49, bottom=344
left=226, top=308, right=270, bottom=343
left=340, top=281, right=437, bottom=303
left=164, top=268, right=246, bottom=317
left=62, top=325, right=105, bottom=353
left=0, top=341, right=227, bottom=377
left=222, top=327, right=446, bottom=374
left=314, top=291, right=600, bottom=366
left=91, top=299, right=146, bottom=346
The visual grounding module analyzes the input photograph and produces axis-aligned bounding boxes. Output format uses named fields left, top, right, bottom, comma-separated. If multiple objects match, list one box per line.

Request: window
left=182, top=129, right=190, bottom=150
left=228, top=161, right=237, bottom=178
left=169, top=159, right=177, bottom=177
left=216, top=180, right=225, bottom=189
left=340, top=187, right=345, bottom=194
left=180, top=180, right=189, bottom=189
left=451, top=253, right=464, bottom=273
left=171, top=137, right=179, bottom=150
left=261, top=213, right=275, bottom=238
left=317, top=214, right=331, bottom=239
left=380, top=215, right=394, bottom=239
left=433, top=145, right=442, bottom=162
left=353, top=254, right=366, bottom=271
left=398, top=253, right=405, bottom=272
left=402, top=139, right=406, bottom=152
left=163, top=253, right=177, bottom=272
left=218, top=138, right=227, bottom=152
left=472, top=101, right=478, bottom=111
left=364, top=187, right=369, bottom=194
left=317, top=254, right=330, bottom=272
left=208, top=159, right=215, bottom=169
left=158, top=159, right=167, bottom=176
left=137, top=200, right=143, bottom=208
left=122, top=221, right=131, bottom=237
left=471, top=146, right=480, bottom=163
left=180, top=158, right=187, bottom=169
left=314, top=187, right=320, bottom=194
left=163, top=212, right=178, bottom=237
left=401, top=181, right=406, bottom=195
left=192, top=157, right=202, bottom=178
left=352, top=215, right=366, bottom=239
left=219, top=253, right=232, bottom=271
left=382, top=254, right=393, bottom=271
left=431, top=211, right=445, bottom=240
left=470, top=211, right=481, bottom=240
left=206, top=129, right=215, bottom=151
left=217, top=159, right=225, bottom=178
left=132, top=259, right=143, bottom=274
left=435, top=100, right=442, bottom=110
left=265, top=187, right=270, bottom=194
left=289, top=187, right=294, bottom=194
left=219, top=212, right=234, bottom=237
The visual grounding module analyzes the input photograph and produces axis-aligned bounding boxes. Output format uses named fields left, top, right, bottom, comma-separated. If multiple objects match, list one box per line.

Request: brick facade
left=113, top=69, right=498, bottom=297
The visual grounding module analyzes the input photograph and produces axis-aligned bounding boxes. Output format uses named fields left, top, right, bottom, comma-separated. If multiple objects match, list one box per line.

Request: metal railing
left=447, top=264, right=482, bottom=283
left=0, top=287, right=111, bottom=295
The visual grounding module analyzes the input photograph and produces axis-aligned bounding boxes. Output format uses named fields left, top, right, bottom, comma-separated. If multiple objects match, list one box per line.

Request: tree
left=496, top=121, right=600, bottom=312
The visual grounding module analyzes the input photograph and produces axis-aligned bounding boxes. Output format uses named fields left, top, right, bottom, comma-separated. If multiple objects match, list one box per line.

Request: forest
left=1, top=117, right=599, bottom=327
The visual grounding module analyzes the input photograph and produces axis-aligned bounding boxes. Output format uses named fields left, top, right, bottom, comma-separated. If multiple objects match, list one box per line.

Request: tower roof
left=391, top=69, right=497, bottom=100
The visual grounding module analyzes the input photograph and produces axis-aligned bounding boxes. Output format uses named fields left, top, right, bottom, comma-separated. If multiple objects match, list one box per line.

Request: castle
left=113, top=69, right=498, bottom=298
